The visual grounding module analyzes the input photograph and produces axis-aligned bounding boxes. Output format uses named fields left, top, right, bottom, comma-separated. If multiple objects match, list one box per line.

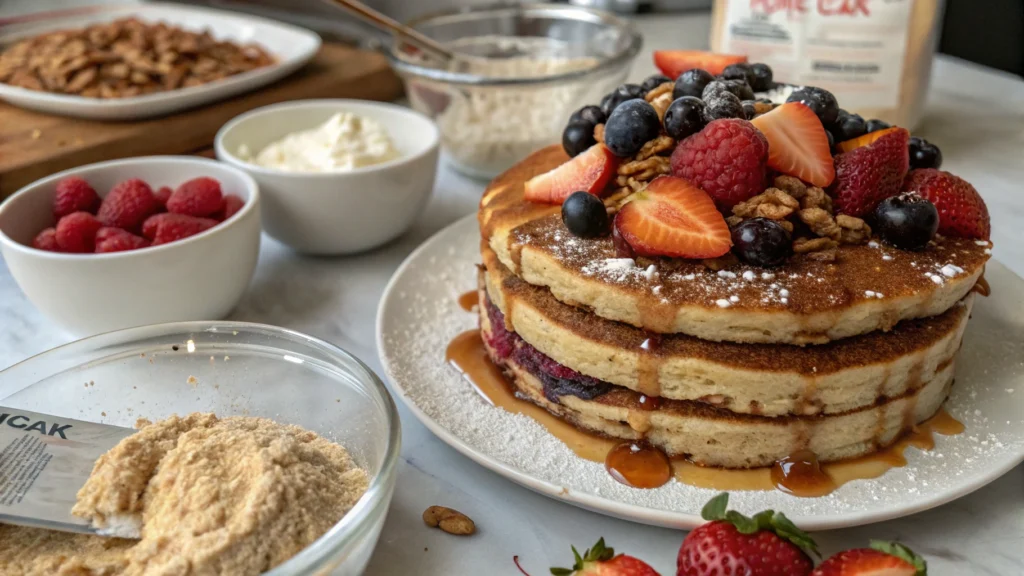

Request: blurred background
left=5, top=0, right=1021, bottom=77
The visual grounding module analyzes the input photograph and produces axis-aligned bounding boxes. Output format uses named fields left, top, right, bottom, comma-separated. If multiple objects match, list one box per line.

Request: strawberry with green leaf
left=810, top=540, right=927, bottom=576
left=550, top=538, right=660, bottom=576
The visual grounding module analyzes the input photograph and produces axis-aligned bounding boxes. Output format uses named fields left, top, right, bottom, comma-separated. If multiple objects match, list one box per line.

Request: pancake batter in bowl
left=0, top=413, right=368, bottom=576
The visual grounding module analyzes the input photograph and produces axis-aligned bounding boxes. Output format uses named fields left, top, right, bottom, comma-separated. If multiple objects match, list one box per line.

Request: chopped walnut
left=618, top=157, right=670, bottom=183
left=702, top=252, right=740, bottom=271
left=752, top=101, right=775, bottom=115
left=793, top=237, right=839, bottom=254
left=604, top=188, right=634, bottom=213
left=614, top=175, right=646, bottom=193
left=772, top=175, right=808, bottom=200
left=800, top=186, right=833, bottom=212
left=797, top=208, right=842, bottom=241
left=836, top=214, right=872, bottom=244
left=593, top=123, right=605, bottom=145
left=650, top=92, right=673, bottom=121
left=635, top=135, right=676, bottom=161
left=806, top=249, right=837, bottom=262
left=725, top=215, right=744, bottom=227
left=644, top=82, right=674, bottom=102
left=732, top=188, right=799, bottom=220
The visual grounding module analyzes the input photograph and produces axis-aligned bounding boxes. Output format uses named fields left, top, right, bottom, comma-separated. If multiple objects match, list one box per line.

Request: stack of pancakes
left=476, top=146, right=991, bottom=469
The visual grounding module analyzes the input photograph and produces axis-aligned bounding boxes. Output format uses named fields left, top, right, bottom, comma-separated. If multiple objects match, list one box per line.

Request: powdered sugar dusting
left=379, top=216, right=1024, bottom=528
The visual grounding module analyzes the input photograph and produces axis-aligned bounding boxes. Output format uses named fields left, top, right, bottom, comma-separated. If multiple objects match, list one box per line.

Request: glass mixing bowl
left=387, top=3, right=642, bottom=179
left=0, top=321, right=400, bottom=576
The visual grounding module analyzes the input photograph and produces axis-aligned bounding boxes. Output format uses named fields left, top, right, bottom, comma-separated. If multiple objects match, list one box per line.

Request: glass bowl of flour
left=0, top=321, right=401, bottom=575
left=388, top=3, right=642, bottom=179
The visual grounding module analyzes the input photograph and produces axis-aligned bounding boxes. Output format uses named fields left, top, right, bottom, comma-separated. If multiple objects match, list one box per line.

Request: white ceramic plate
left=0, top=3, right=320, bottom=120
left=377, top=214, right=1024, bottom=531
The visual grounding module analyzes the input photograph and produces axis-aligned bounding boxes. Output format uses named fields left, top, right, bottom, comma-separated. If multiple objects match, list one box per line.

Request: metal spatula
left=0, top=406, right=136, bottom=537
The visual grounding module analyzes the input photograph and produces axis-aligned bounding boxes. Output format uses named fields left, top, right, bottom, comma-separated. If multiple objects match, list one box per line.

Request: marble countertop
left=1, top=9, right=1023, bottom=576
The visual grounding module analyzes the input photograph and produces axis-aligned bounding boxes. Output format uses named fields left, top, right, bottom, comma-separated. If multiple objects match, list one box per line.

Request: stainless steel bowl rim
left=0, top=320, right=402, bottom=575
left=385, top=2, right=643, bottom=87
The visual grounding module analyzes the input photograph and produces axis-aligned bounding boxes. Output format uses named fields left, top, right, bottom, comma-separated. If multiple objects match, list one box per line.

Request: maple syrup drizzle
left=972, top=275, right=991, bottom=297
left=458, top=290, right=478, bottom=312
left=636, top=334, right=664, bottom=398
left=444, top=327, right=965, bottom=496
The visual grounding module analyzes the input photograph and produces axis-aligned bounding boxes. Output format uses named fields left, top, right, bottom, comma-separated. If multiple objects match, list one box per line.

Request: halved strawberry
left=830, top=127, right=910, bottom=217
left=810, top=541, right=926, bottom=576
left=836, top=126, right=904, bottom=154
left=903, top=168, right=990, bottom=239
left=524, top=144, right=619, bottom=204
left=653, top=50, right=747, bottom=78
left=613, top=176, right=731, bottom=259
left=750, top=102, right=835, bottom=187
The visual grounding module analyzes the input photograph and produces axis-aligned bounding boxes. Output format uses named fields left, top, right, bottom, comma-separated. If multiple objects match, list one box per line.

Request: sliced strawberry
left=750, top=102, right=835, bottom=187
left=903, top=168, right=990, bottom=239
left=836, top=126, right=904, bottom=154
left=550, top=538, right=660, bottom=576
left=653, top=50, right=747, bottom=78
left=613, top=176, right=731, bottom=259
left=830, top=127, right=910, bottom=217
left=524, top=144, right=618, bottom=204
left=810, top=541, right=926, bottom=576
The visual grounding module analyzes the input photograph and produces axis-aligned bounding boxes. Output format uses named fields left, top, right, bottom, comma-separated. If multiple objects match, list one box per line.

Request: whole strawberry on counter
left=810, top=541, right=927, bottom=576
left=677, top=493, right=818, bottom=576
left=550, top=538, right=660, bottom=576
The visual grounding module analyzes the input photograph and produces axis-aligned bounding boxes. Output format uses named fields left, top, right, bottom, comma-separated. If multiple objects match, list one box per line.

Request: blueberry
left=731, top=218, right=792, bottom=267
left=721, top=63, right=755, bottom=86
left=663, top=97, right=706, bottom=140
left=562, top=191, right=609, bottom=238
left=749, top=63, right=773, bottom=92
left=865, top=118, right=891, bottom=133
left=569, top=105, right=606, bottom=126
left=599, top=93, right=615, bottom=117
left=826, top=129, right=835, bottom=150
left=702, top=91, right=744, bottom=122
left=787, top=86, right=839, bottom=126
left=562, top=121, right=596, bottom=157
left=829, top=110, right=867, bottom=143
left=908, top=136, right=943, bottom=170
left=873, top=193, right=939, bottom=251
left=725, top=79, right=755, bottom=101
left=640, top=74, right=672, bottom=93
left=741, top=100, right=757, bottom=120
left=703, top=80, right=752, bottom=102
left=674, top=69, right=715, bottom=99
left=603, top=99, right=661, bottom=157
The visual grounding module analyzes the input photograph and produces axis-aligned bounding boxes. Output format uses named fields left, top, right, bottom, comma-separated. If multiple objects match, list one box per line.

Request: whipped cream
left=239, top=112, right=399, bottom=172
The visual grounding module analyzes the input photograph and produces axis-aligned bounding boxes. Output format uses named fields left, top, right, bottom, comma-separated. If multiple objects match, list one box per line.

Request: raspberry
left=53, top=177, right=100, bottom=219
left=154, top=186, right=172, bottom=211
left=55, top=212, right=103, bottom=253
left=143, top=213, right=218, bottom=245
left=167, top=177, right=223, bottom=217
left=97, top=178, right=159, bottom=232
left=95, top=227, right=149, bottom=253
left=32, top=228, right=60, bottom=251
left=215, top=194, right=245, bottom=221
left=670, top=118, right=769, bottom=211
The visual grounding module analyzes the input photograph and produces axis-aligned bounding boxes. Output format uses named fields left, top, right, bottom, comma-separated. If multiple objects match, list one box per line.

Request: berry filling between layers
left=483, top=296, right=612, bottom=403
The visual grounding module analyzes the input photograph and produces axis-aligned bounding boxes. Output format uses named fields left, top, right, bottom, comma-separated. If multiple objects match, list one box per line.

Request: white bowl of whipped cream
left=215, top=99, right=439, bottom=254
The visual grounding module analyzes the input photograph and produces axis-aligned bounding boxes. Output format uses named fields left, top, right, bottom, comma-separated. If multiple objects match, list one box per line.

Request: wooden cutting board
left=0, top=43, right=404, bottom=199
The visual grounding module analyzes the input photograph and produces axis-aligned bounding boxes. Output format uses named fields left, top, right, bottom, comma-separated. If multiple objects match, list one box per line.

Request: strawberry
left=146, top=213, right=218, bottom=245
left=31, top=228, right=60, bottom=252
left=902, top=168, right=990, bottom=239
left=167, top=177, right=223, bottom=217
left=750, top=102, right=835, bottom=187
left=829, top=127, right=910, bottom=217
left=53, top=176, right=100, bottom=218
left=614, top=176, right=731, bottom=259
left=653, top=50, right=747, bottom=78
left=524, top=144, right=619, bottom=204
left=810, top=541, right=927, bottom=576
left=97, top=178, right=159, bottom=232
left=835, top=127, right=903, bottom=154
left=55, top=212, right=103, bottom=253
left=551, top=538, right=660, bottom=576
left=676, top=493, right=817, bottom=576
left=215, top=194, right=245, bottom=221
left=95, top=227, right=149, bottom=253
left=670, top=118, right=769, bottom=211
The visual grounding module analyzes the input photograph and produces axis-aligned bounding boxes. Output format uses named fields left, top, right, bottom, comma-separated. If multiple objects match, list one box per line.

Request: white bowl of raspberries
left=0, top=156, right=261, bottom=336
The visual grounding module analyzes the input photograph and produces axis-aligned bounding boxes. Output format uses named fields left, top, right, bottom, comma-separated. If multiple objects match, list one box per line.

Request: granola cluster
left=728, top=175, right=871, bottom=261
left=0, top=18, right=274, bottom=98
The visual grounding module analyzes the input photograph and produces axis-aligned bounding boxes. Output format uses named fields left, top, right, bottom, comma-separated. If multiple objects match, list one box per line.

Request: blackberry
left=674, top=68, right=714, bottom=99
left=786, top=86, right=839, bottom=126
left=873, top=193, right=939, bottom=251
left=702, top=91, right=744, bottom=122
left=663, top=96, right=706, bottom=140
left=562, top=121, right=596, bottom=157
left=640, top=74, right=672, bottom=93
left=720, top=63, right=755, bottom=86
left=562, top=191, right=610, bottom=238
left=731, top=218, right=792, bottom=267
left=749, top=63, right=773, bottom=92
left=569, top=105, right=606, bottom=126
left=908, top=136, right=943, bottom=170
left=603, top=99, right=661, bottom=157
left=865, top=118, right=891, bottom=133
